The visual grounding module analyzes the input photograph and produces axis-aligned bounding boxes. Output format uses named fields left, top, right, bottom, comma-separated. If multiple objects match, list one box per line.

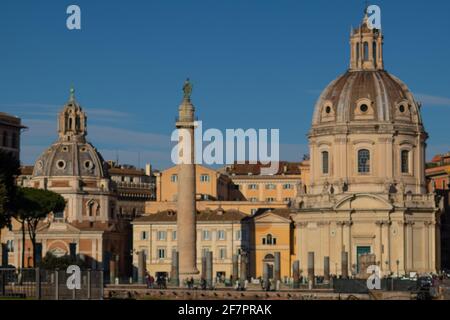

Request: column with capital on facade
left=382, top=221, right=392, bottom=274
left=375, top=221, right=383, bottom=271
left=345, top=221, right=353, bottom=275
left=405, top=221, right=415, bottom=274
left=425, top=221, right=437, bottom=273
left=336, top=221, right=345, bottom=276
left=297, top=222, right=308, bottom=275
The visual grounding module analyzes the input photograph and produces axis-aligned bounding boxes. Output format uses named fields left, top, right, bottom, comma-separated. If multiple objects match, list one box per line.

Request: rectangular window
left=157, top=248, right=166, bottom=259
left=172, top=230, right=177, bottom=241
left=284, top=197, right=292, bottom=202
left=202, top=230, right=210, bottom=241
left=219, top=247, right=227, bottom=260
left=265, top=184, right=276, bottom=190
left=6, top=240, right=14, bottom=253
left=266, top=197, right=275, bottom=203
left=250, top=197, right=258, bottom=203
left=358, top=149, right=371, bottom=174
left=171, top=174, right=178, bottom=183
left=200, top=174, right=210, bottom=182
left=401, top=150, right=410, bottom=174
left=248, top=184, right=258, bottom=190
left=235, top=230, right=242, bottom=241
left=322, top=151, right=329, bottom=175
left=217, top=230, right=226, bottom=240
left=283, top=184, right=293, bottom=190
left=141, top=231, right=148, bottom=240
left=157, top=231, right=166, bottom=241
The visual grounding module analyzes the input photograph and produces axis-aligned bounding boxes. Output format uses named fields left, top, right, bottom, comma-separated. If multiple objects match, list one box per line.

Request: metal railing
left=0, top=268, right=104, bottom=300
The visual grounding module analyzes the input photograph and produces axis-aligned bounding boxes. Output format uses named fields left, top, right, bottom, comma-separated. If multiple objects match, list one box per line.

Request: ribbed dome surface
left=312, top=70, right=422, bottom=126
left=33, top=141, right=108, bottom=178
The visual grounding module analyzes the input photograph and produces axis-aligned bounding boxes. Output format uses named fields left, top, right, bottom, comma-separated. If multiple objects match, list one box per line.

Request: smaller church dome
left=33, top=141, right=108, bottom=178
left=32, top=88, right=109, bottom=179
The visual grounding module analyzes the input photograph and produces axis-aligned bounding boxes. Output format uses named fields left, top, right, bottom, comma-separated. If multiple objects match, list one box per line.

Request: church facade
left=3, top=90, right=129, bottom=276
left=291, top=12, right=441, bottom=278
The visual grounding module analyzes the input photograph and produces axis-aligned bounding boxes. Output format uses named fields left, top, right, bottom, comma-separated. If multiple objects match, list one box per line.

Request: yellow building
left=155, top=165, right=232, bottom=202
left=132, top=207, right=297, bottom=280
left=248, top=209, right=295, bottom=280
left=222, top=162, right=304, bottom=204
left=132, top=209, right=248, bottom=280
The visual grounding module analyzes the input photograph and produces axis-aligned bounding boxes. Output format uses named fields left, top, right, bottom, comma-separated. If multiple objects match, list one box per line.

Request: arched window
left=69, top=118, right=73, bottom=130
left=356, top=43, right=360, bottom=61
left=363, top=42, right=369, bottom=61
left=401, top=150, right=410, bottom=174
left=322, top=151, right=329, bottom=175
left=373, top=42, right=377, bottom=63
left=358, top=149, right=370, bottom=174
left=88, top=202, right=94, bottom=217
left=262, top=234, right=276, bottom=246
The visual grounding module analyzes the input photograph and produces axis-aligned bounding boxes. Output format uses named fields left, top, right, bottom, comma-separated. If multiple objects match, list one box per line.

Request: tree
left=15, top=188, right=66, bottom=268
left=0, top=151, right=20, bottom=261
left=0, top=151, right=20, bottom=227
left=39, top=252, right=88, bottom=270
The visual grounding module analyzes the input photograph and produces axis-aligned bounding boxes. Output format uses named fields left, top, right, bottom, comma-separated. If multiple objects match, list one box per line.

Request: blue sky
left=1, top=0, right=449, bottom=169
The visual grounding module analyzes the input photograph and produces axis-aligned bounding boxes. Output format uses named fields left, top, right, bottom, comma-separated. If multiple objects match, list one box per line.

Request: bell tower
left=58, top=87, right=87, bottom=142
left=349, top=10, right=384, bottom=71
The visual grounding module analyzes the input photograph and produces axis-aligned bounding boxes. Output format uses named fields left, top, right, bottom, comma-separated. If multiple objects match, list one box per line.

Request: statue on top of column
left=183, top=78, right=193, bottom=100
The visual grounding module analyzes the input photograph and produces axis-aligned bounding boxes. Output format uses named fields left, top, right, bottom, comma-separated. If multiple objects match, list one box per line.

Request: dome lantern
left=349, top=12, right=384, bottom=71
left=58, top=87, right=88, bottom=142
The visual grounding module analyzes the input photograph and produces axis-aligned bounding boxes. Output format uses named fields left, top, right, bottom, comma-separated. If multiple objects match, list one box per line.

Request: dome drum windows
left=322, top=151, right=330, bottom=175
left=357, top=149, right=371, bottom=174
left=400, top=149, right=413, bottom=175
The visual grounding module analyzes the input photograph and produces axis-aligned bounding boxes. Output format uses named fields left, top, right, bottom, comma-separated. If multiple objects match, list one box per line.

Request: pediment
left=38, top=221, right=81, bottom=234
left=254, top=212, right=291, bottom=224
left=334, top=194, right=393, bottom=211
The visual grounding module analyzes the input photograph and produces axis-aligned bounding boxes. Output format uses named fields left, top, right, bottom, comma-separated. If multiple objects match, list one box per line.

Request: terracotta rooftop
left=108, top=167, right=147, bottom=176
left=133, top=209, right=247, bottom=223
left=223, top=161, right=301, bottom=176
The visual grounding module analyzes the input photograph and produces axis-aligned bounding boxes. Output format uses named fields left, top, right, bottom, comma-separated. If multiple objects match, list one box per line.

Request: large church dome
left=305, top=12, right=429, bottom=196
left=33, top=89, right=109, bottom=179
left=312, top=70, right=423, bottom=127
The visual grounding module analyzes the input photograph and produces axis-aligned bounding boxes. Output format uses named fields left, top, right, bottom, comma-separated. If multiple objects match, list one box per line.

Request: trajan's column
left=176, top=79, right=200, bottom=280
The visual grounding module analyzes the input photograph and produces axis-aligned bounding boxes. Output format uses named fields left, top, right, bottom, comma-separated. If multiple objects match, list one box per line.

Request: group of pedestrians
left=145, top=272, right=167, bottom=289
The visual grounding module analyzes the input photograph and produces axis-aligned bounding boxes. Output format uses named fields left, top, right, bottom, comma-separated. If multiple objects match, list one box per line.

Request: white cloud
left=415, top=94, right=450, bottom=107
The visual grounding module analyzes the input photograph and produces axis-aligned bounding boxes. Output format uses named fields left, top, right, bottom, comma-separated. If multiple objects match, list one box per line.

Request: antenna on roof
left=138, top=151, right=141, bottom=169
